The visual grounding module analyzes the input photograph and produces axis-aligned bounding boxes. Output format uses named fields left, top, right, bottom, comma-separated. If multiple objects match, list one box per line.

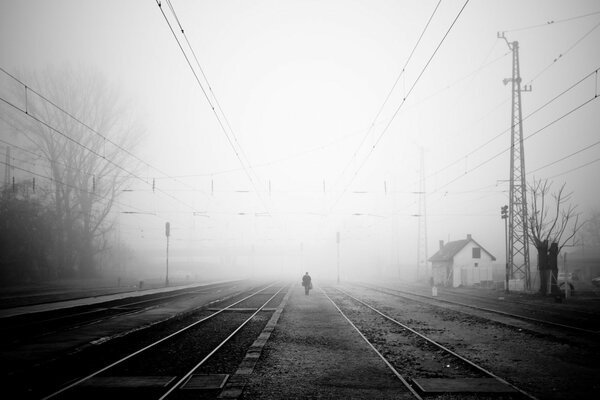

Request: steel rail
left=320, top=287, right=423, bottom=400
left=158, top=283, right=289, bottom=399
left=41, top=282, right=279, bottom=399
left=333, top=287, right=538, bottom=400
left=381, top=281, right=599, bottom=317
left=4, top=282, right=240, bottom=339
left=358, top=283, right=599, bottom=334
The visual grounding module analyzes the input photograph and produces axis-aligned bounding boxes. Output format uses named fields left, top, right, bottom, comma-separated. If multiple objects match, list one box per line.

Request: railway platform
left=235, top=283, right=414, bottom=399
left=0, top=279, right=234, bottom=318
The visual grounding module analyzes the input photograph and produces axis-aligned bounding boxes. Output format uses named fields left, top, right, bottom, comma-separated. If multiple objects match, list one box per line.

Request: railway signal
left=501, top=205, right=508, bottom=293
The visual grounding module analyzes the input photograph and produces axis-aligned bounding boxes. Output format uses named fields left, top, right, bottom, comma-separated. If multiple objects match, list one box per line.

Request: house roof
left=428, top=237, right=496, bottom=262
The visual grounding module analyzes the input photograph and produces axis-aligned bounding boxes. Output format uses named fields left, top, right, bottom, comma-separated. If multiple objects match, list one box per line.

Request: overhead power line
left=400, top=20, right=600, bottom=194
left=154, top=0, right=272, bottom=216
left=528, top=138, right=600, bottom=175
left=0, top=159, right=150, bottom=216
left=525, top=19, right=600, bottom=85
left=432, top=89, right=599, bottom=193
left=333, top=0, right=443, bottom=188
left=162, top=0, right=261, bottom=186
left=329, top=0, right=471, bottom=212
left=0, top=93, right=204, bottom=215
left=426, top=66, right=600, bottom=183
left=0, top=66, right=194, bottom=192
left=505, top=9, right=600, bottom=33
left=547, top=157, right=600, bottom=179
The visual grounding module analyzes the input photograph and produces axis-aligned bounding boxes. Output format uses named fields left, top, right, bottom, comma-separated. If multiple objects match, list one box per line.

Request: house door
left=446, top=264, right=453, bottom=287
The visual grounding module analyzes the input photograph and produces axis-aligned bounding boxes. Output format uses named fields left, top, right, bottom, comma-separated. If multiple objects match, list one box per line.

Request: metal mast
left=416, top=147, right=428, bottom=281
left=3, top=146, right=10, bottom=188
left=498, top=32, right=531, bottom=290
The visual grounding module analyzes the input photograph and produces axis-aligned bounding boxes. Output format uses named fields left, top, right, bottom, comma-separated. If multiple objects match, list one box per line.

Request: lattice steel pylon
left=498, top=32, right=531, bottom=290
left=416, top=147, right=428, bottom=281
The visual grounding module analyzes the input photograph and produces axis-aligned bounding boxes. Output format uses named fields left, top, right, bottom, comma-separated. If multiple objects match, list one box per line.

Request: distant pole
left=3, top=146, right=10, bottom=187
left=564, top=252, right=569, bottom=299
left=165, top=222, right=170, bottom=286
left=416, top=147, right=428, bottom=282
left=336, top=232, right=340, bottom=284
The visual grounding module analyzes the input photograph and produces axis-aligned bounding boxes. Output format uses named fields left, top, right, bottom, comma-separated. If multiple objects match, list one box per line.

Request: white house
left=428, top=234, right=496, bottom=288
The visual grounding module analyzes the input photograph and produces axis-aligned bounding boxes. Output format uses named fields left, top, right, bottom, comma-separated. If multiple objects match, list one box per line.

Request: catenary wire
left=163, top=0, right=265, bottom=192
left=329, top=0, right=470, bottom=213
left=426, top=66, right=600, bottom=183
left=547, top=157, right=600, bottom=179
left=0, top=160, right=151, bottom=216
left=406, top=21, right=600, bottom=193
left=0, top=66, right=195, bottom=191
left=431, top=93, right=599, bottom=194
left=154, top=0, right=272, bottom=216
left=332, top=0, right=443, bottom=189
left=0, top=94, right=205, bottom=215
left=505, top=9, right=600, bottom=33
left=525, top=19, right=600, bottom=85
left=528, top=139, right=600, bottom=175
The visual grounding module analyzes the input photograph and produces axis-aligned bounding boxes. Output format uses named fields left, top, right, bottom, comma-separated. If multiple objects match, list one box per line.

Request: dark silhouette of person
left=302, top=272, right=312, bottom=295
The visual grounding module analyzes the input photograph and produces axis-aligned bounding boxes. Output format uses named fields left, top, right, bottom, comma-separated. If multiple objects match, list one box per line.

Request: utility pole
left=498, top=32, right=532, bottom=290
left=336, top=232, right=340, bottom=284
left=416, top=147, right=428, bottom=282
left=165, top=222, right=170, bottom=286
left=563, top=252, right=569, bottom=299
left=501, top=205, right=509, bottom=292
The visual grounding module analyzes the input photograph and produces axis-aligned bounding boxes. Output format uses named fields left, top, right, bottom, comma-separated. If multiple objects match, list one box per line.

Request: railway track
left=356, top=282, right=600, bottom=334
left=323, top=286, right=537, bottom=400
left=393, top=281, right=600, bottom=318
left=0, top=281, right=242, bottom=346
left=0, top=282, right=248, bottom=348
left=35, top=282, right=288, bottom=400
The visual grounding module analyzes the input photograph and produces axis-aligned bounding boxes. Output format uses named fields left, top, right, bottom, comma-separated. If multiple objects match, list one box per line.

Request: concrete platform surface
left=242, top=285, right=413, bottom=399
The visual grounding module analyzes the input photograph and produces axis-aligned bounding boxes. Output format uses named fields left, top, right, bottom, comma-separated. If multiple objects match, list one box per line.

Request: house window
left=472, top=247, right=481, bottom=259
left=474, top=262, right=479, bottom=267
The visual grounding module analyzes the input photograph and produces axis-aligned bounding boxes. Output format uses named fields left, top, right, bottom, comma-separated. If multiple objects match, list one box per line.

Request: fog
left=1, top=0, right=599, bottom=286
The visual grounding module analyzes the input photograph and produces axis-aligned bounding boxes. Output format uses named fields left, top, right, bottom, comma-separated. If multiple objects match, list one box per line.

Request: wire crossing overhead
left=0, top=66, right=196, bottom=192
left=505, top=9, right=600, bottom=33
left=498, top=32, right=531, bottom=290
left=333, top=0, right=443, bottom=191
left=154, top=0, right=272, bottom=217
left=0, top=85, right=204, bottom=217
left=420, top=60, right=600, bottom=199
left=329, top=0, right=471, bottom=213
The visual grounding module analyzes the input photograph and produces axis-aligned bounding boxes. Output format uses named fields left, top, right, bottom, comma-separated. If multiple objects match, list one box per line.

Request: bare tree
left=528, top=178, right=582, bottom=295
left=582, top=210, right=600, bottom=248
left=2, top=67, right=143, bottom=278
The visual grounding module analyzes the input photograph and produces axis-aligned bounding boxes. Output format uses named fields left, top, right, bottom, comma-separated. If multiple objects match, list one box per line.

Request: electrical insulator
left=501, top=205, right=508, bottom=219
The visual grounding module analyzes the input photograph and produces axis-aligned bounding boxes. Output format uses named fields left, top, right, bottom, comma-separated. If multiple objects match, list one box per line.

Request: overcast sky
left=1, top=0, right=599, bottom=279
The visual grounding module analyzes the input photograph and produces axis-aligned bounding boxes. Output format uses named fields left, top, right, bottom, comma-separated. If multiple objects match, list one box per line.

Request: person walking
left=302, top=272, right=312, bottom=295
